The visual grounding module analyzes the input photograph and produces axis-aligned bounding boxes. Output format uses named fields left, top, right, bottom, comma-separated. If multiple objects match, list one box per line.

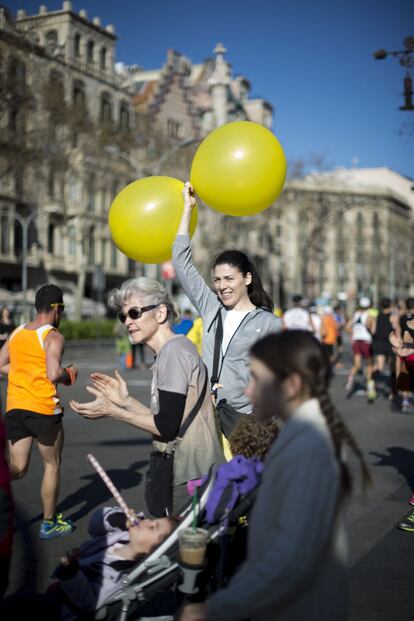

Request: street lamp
left=374, top=36, right=414, bottom=111
left=0, top=207, right=37, bottom=320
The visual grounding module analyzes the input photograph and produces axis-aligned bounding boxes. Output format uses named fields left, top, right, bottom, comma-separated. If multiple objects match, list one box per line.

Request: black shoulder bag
left=145, top=375, right=208, bottom=517
left=211, top=309, right=244, bottom=439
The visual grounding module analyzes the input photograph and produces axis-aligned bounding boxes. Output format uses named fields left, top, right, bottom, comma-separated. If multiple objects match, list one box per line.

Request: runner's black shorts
left=4, top=409, right=63, bottom=444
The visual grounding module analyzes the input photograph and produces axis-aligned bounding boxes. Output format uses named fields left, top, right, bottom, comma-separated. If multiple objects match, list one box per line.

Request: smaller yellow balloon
left=190, top=121, right=287, bottom=216
left=109, top=176, right=197, bottom=264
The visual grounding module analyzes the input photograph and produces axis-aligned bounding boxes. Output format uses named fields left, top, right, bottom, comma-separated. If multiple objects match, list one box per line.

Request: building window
left=45, top=30, right=58, bottom=45
left=87, top=40, right=94, bottom=64
left=8, top=57, right=26, bottom=96
left=1, top=215, right=9, bottom=254
left=100, top=92, right=112, bottom=122
left=167, top=119, right=182, bottom=138
left=68, top=175, right=81, bottom=202
left=100, top=47, right=107, bottom=70
left=67, top=225, right=76, bottom=256
left=88, top=226, right=95, bottom=264
left=47, top=223, right=55, bottom=254
left=119, top=101, right=130, bottom=130
left=48, top=167, right=55, bottom=199
left=86, top=175, right=95, bottom=212
left=8, top=108, right=19, bottom=132
left=111, top=242, right=118, bottom=268
left=73, top=80, right=86, bottom=107
left=73, top=33, right=81, bottom=58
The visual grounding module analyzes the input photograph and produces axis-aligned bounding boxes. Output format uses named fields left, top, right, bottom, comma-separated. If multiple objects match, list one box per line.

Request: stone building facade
left=0, top=2, right=135, bottom=312
left=197, top=167, right=414, bottom=310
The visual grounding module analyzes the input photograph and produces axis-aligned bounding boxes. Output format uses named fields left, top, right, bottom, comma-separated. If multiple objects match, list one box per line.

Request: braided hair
left=250, top=330, right=372, bottom=494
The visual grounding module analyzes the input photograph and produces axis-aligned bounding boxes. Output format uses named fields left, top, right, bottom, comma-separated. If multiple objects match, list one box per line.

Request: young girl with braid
left=180, top=330, right=371, bottom=621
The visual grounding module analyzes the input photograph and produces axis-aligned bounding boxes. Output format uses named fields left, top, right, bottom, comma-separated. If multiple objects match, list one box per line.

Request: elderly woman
left=70, top=278, right=224, bottom=516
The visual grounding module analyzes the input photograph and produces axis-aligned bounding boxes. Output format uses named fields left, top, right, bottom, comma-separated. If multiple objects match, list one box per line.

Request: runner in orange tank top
left=0, top=285, right=78, bottom=539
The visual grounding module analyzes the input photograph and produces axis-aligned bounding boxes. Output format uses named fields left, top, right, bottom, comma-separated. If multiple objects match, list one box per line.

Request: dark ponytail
left=251, top=331, right=372, bottom=495
left=212, top=250, right=273, bottom=311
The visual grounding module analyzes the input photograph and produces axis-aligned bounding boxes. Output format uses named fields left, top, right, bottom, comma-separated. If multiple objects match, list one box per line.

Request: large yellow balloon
left=109, top=176, right=197, bottom=264
left=190, top=121, right=287, bottom=216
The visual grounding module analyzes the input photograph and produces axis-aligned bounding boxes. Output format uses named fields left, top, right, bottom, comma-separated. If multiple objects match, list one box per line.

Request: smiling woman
left=69, top=277, right=224, bottom=516
left=172, top=183, right=281, bottom=449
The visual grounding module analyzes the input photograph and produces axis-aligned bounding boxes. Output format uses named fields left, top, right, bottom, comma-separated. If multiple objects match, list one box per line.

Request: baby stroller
left=92, top=460, right=261, bottom=621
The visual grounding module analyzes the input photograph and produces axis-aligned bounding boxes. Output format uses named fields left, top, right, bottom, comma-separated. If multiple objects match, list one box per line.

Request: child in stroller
left=1, top=508, right=178, bottom=620
left=3, top=416, right=279, bottom=621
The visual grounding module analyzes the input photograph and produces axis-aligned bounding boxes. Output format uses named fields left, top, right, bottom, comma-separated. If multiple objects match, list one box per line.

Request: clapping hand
left=90, top=370, right=130, bottom=408
left=69, top=386, right=115, bottom=419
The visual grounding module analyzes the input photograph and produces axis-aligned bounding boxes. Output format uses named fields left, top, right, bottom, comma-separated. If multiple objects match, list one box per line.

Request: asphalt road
left=4, top=341, right=414, bottom=620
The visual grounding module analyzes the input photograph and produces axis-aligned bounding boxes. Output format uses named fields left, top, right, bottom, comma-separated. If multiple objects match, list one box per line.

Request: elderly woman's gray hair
left=108, top=277, right=178, bottom=324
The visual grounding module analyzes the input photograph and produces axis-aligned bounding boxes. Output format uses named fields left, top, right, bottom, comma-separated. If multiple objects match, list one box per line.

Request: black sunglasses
left=118, top=305, right=158, bottom=323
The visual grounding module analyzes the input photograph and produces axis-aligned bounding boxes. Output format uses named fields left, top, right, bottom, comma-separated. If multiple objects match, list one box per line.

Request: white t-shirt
left=283, top=307, right=313, bottom=331
left=352, top=311, right=372, bottom=342
left=222, top=309, right=251, bottom=354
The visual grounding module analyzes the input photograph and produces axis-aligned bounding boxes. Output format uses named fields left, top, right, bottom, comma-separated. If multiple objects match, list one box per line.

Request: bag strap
left=177, top=372, right=208, bottom=439
left=211, top=308, right=223, bottom=393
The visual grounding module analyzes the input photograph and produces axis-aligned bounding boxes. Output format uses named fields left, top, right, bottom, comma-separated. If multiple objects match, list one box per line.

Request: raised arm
left=172, top=182, right=218, bottom=317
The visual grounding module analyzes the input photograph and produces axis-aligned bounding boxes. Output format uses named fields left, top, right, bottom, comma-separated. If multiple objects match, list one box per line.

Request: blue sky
left=11, top=0, right=414, bottom=178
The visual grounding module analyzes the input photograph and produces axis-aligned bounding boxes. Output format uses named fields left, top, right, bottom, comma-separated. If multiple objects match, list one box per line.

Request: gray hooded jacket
left=172, top=234, right=281, bottom=413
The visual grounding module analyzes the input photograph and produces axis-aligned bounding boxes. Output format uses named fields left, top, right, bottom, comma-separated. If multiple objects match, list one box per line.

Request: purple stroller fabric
left=204, top=455, right=263, bottom=524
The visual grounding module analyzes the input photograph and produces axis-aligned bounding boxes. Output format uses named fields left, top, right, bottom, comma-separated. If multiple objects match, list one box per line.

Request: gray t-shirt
left=151, top=335, right=225, bottom=486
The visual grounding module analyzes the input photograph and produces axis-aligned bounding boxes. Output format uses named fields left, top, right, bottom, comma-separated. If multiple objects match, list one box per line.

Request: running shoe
left=402, top=398, right=411, bottom=413
left=39, top=513, right=73, bottom=539
left=409, top=493, right=414, bottom=506
left=397, top=510, right=414, bottom=532
left=367, top=380, right=377, bottom=403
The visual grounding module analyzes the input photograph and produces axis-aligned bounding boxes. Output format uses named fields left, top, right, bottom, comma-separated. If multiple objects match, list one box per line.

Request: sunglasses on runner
left=118, top=305, right=158, bottom=323
left=50, top=303, right=65, bottom=312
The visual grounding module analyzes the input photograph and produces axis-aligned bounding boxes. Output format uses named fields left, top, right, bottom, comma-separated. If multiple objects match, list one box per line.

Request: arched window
left=87, top=40, right=94, bottom=64
left=119, top=101, right=130, bottom=130
left=100, top=47, right=107, bottom=70
left=47, top=223, right=55, bottom=254
left=73, top=33, right=81, bottom=58
left=73, top=80, right=86, bottom=108
left=100, top=92, right=112, bottom=122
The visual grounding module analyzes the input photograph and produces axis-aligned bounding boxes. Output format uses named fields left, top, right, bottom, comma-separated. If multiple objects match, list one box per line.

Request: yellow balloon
left=108, top=176, right=197, bottom=264
left=190, top=121, right=287, bottom=216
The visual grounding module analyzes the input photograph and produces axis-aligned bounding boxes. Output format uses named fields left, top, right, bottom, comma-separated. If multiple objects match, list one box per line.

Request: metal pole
left=1, top=210, right=36, bottom=322
left=21, top=217, right=28, bottom=320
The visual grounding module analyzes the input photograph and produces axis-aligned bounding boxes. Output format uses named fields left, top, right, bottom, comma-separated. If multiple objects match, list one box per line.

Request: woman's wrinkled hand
left=90, top=370, right=130, bottom=408
left=69, top=386, right=116, bottom=419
